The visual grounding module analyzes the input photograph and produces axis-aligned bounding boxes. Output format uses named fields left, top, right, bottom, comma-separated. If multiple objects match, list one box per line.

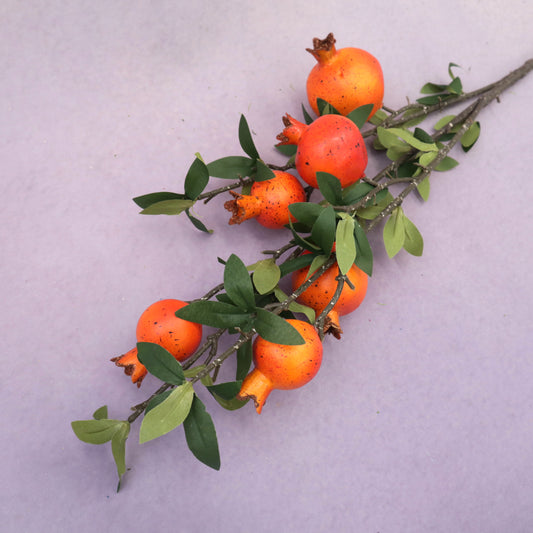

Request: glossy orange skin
left=111, top=299, right=202, bottom=386
left=306, top=34, right=384, bottom=118
left=224, top=170, right=306, bottom=229
left=277, top=114, right=367, bottom=189
left=292, top=260, right=368, bottom=337
left=237, top=319, right=323, bottom=413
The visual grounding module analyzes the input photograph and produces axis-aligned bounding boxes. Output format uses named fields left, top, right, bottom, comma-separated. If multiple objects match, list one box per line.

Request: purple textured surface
left=2, top=2, right=533, bottom=532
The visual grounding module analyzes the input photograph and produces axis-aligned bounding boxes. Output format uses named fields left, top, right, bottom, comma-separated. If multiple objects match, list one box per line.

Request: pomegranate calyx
left=277, top=114, right=306, bottom=146
left=224, top=191, right=262, bottom=225
left=111, top=348, right=147, bottom=387
left=306, top=33, right=337, bottom=63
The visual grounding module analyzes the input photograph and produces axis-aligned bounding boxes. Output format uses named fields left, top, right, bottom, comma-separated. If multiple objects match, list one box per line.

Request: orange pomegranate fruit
left=276, top=113, right=367, bottom=189
left=237, top=319, right=323, bottom=413
left=224, top=170, right=306, bottom=229
left=306, top=32, right=384, bottom=119
left=111, top=299, right=202, bottom=387
left=292, top=259, right=368, bottom=338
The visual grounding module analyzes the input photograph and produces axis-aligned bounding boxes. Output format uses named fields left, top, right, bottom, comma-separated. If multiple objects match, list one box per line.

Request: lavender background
left=2, top=1, right=533, bottom=532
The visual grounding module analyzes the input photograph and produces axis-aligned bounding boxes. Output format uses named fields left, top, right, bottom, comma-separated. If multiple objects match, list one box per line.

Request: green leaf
left=206, top=381, right=243, bottom=401
left=184, top=157, right=210, bottom=200
left=253, top=308, right=305, bottom=345
left=369, top=108, right=388, bottom=125
left=252, top=160, right=276, bottom=181
left=335, top=216, right=356, bottom=275
left=386, top=144, right=412, bottom=161
left=377, top=127, right=408, bottom=149
left=136, top=342, right=185, bottom=386
left=288, top=202, right=324, bottom=227
left=111, top=422, right=130, bottom=479
left=273, top=287, right=316, bottom=324
left=207, top=156, right=255, bottom=179
left=417, top=177, right=430, bottom=201
left=311, top=206, right=336, bottom=255
left=420, top=82, right=448, bottom=94
left=145, top=390, right=173, bottom=413
left=316, top=172, right=343, bottom=205
left=447, top=76, right=463, bottom=95
left=71, top=419, right=125, bottom=445
left=383, top=208, right=405, bottom=258
left=346, top=104, right=374, bottom=128
left=236, top=339, right=253, bottom=381
left=287, top=216, right=321, bottom=253
left=419, top=151, right=438, bottom=168
left=185, top=209, right=213, bottom=234
left=275, top=143, right=297, bottom=156
left=434, top=114, right=456, bottom=130
left=416, top=95, right=447, bottom=106
left=302, top=103, right=314, bottom=124
left=133, top=191, right=188, bottom=209
left=278, top=253, right=314, bottom=278
left=306, top=254, right=329, bottom=280
left=224, top=254, right=256, bottom=311
left=175, top=300, right=252, bottom=329
left=238, top=114, right=259, bottom=160
left=140, top=199, right=195, bottom=215
left=461, top=121, right=480, bottom=151
left=413, top=127, right=434, bottom=144
left=183, top=395, right=220, bottom=470
left=403, top=217, right=424, bottom=256
left=252, top=259, right=281, bottom=295
left=317, top=98, right=341, bottom=115
left=93, top=406, right=108, bottom=420
left=385, top=128, right=438, bottom=152
left=353, top=219, right=373, bottom=276
left=341, top=181, right=375, bottom=205
left=139, top=382, right=194, bottom=444
left=448, top=62, right=461, bottom=79
left=435, top=156, right=459, bottom=171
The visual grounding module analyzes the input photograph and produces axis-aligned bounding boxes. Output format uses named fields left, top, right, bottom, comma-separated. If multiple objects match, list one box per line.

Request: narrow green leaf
left=335, top=217, right=356, bottom=275
left=403, top=217, right=424, bottom=256
left=383, top=208, right=405, bottom=258
left=311, top=206, right=336, bottom=255
left=413, top=127, right=434, bottom=144
left=139, top=382, right=194, bottom=444
left=184, top=157, right=210, bottom=200
left=274, top=287, right=316, bottom=324
left=346, top=104, right=374, bottom=128
left=71, top=419, right=124, bottom=445
left=175, top=300, right=252, bottom=329
left=133, top=191, right=188, bottom=209
left=353, top=219, right=373, bottom=276
left=252, top=259, right=281, bottom=295
left=306, top=254, right=329, bottom=280
left=377, top=127, right=407, bottom=149
left=185, top=209, right=213, bottom=234
left=207, top=156, right=255, bottom=179
left=288, top=202, right=324, bottom=227
left=448, top=62, right=461, bottom=79
left=369, top=108, right=388, bottom=126
left=275, top=143, right=297, bottom=156
left=183, top=395, right=221, bottom=470
left=386, top=128, right=438, bottom=152
left=416, top=95, right=447, bottom=106
left=287, top=216, right=321, bottom=253
left=316, top=172, right=343, bottom=205
left=238, top=114, right=259, bottom=159
left=278, top=253, right=314, bottom=278
left=236, top=339, right=253, bottom=381
left=317, top=98, right=341, bottom=115
left=419, top=151, right=438, bottom=168
left=93, top=406, right=108, bottom=420
left=140, top=199, right=195, bottom=215
left=224, top=254, right=256, bottom=312
left=252, top=160, right=276, bottom=181
left=136, top=342, right=185, bottom=386
left=386, top=144, right=412, bottom=161
left=253, top=308, right=305, bottom=345
left=111, top=422, right=130, bottom=478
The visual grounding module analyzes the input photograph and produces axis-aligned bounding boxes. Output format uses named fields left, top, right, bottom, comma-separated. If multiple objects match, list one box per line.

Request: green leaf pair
left=71, top=406, right=130, bottom=489
left=383, top=207, right=424, bottom=258
left=176, top=254, right=305, bottom=346
left=417, top=63, right=463, bottom=105
left=434, top=114, right=481, bottom=152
